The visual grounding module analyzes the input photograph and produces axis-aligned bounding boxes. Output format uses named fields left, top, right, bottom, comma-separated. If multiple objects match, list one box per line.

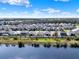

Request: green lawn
left=0, top=37, right=65, bottom=43
left=30, top=38, right=65, bottom=43
left=0, top=37, right=78, bottom=44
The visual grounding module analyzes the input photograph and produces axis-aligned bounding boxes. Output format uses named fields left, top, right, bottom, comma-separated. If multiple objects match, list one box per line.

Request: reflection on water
left=0, top=43, right=79, bottom=59
left=18, top=42, right=25, bottom=48
left=0, top=42, right=79, bottom=48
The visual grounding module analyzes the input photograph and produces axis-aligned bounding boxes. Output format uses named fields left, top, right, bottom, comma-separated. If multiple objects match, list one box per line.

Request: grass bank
left=0, top=37, right=78, bottom=44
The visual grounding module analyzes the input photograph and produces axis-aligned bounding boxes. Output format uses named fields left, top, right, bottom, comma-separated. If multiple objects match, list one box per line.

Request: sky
left=0, top=0, right=79, bottom=18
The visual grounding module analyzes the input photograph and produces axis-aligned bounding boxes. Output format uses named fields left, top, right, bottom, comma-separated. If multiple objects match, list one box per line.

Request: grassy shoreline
left=0, top=37, right=79, bottom=44
left=0, top=37, right=79, bottom=48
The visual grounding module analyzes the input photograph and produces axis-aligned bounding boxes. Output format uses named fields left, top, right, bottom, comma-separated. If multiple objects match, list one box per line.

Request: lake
left=0, top=44, right=79, bottom=59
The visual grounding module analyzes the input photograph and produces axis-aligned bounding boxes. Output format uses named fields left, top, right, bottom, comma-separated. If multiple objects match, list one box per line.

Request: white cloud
left=54, top=0, right=70, bottom=2
left=61, top=12, right=70, bottom=15
left=33, top=10, right=43, bottom=15
left=0, top=0, right=31, bottom=8
left=0, top=8, right=79, bottom=18
left=76, top=9, right=79, bottom=12
left=42, top=8, right=60, bottom=14
left=0, top=12, right=79, bottom=18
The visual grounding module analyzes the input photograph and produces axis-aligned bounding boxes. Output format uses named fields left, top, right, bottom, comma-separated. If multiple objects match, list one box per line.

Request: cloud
left=0, top=0, right=31, bottom=8
left=61, top=12, right=70, bottom=15
left=0, top=12, right=79, bottom=18
left=33, top=10, right=42, bottom=15
left=76, top=9, right=79, bottom=12
left=0, top=8, right=79, bottom=18
left=42, top=8, right=71, bottom=16
left=54, top=0, right=70, bottom=2
left=42, top=8, right=60, bottom=14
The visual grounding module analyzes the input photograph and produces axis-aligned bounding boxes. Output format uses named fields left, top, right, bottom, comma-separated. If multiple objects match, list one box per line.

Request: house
left=58, top=31, right=67, bottom=38
left=70, top=28, right=79, bottom=37
left=8, top=31, right=21, bottom=35
left=43, top=31, right=51, bottom=37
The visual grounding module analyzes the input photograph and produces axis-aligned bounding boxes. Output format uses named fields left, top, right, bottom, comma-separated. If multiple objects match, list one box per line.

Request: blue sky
left=0, top=0, right=79, bottom=18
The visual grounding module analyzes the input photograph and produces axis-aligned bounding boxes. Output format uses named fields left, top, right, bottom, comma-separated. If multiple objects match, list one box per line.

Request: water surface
left=0, top=44, right=79, bottom=59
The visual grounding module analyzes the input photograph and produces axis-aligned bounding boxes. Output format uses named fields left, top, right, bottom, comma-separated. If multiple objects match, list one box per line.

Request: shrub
left=75, top=38, right=79, bottom=41
left=13, top=37, right=18, bottom=40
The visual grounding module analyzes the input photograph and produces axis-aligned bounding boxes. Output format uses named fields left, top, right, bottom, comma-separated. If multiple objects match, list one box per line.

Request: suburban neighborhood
left=0, top=18, right=79, bottom=38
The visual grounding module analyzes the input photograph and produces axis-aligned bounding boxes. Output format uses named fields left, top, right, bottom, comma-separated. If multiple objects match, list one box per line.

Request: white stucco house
left=71, top=28, right=79, bottom=37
